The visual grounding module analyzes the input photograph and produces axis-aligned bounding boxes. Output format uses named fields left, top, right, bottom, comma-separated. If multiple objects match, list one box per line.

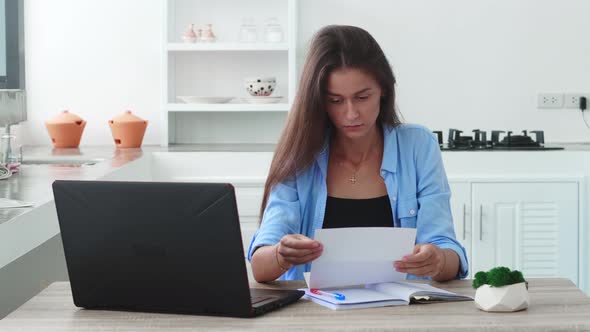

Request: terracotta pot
left=45, top=110, right=86, bottom=148
left=108, top=110, right=148, bottom=148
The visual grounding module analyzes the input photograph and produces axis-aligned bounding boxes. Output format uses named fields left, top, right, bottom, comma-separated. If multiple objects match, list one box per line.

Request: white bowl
left=244, top=77, right=276, bottom=96
left=177, top=96, right=233, bottom=104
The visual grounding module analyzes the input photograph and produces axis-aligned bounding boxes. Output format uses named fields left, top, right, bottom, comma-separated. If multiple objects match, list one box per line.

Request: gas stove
left=433, top=129, right=564, bottom=151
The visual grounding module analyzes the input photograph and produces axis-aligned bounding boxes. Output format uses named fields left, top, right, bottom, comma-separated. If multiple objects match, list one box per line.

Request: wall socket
left=537, top=93, right=564, bottom=108
left=564, top=93, right=590, bottom=109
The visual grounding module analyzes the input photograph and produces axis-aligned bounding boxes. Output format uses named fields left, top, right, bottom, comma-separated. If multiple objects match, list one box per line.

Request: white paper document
left=309, top=227, right=417, bottom=289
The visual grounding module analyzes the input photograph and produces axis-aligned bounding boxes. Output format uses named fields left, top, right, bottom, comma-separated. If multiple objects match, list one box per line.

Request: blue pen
left=310, top=288, right=346, bottom=300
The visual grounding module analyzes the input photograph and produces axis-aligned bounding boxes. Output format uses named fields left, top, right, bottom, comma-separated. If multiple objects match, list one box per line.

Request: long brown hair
left=259, top=25, right=402, bottom=220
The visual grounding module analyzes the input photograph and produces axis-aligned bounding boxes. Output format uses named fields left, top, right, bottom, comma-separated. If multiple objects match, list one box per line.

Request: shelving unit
left=166, top=103, right=290, bottom=112
left=166, top=42, right=290, bottom=52
left=161, top=0, right=297, bottom=146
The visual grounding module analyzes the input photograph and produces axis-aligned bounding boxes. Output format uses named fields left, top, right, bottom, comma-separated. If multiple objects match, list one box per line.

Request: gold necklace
left=339, top=161, right=362, bottom=185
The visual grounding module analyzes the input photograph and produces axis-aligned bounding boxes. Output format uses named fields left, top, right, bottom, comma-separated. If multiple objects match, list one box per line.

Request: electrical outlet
left=564, top=93, right=590, bottom=109
left=537, top=93, right=564, bottom=109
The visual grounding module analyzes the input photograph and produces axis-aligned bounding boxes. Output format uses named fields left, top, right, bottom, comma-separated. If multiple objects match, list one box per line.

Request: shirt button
left=380, top=171, right=386, bottom=177
left=409, top=209, right=416, bottom=215
left=392, top=195, right=397, bottom=201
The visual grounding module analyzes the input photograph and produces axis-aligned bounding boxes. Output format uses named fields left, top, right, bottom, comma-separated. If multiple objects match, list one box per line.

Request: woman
left=248, top=25, right=468, bottom=283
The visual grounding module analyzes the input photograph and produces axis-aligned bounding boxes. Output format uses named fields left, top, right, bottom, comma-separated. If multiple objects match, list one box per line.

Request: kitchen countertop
left=1, top=141, right=589, bottom=226
left=0, top=144, right=279, bottom=226
left=170, top=142, right=590, bottom=151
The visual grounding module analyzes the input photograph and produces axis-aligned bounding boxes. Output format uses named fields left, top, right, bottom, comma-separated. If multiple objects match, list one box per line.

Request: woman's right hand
left=277, top=234, right=323, bottom=267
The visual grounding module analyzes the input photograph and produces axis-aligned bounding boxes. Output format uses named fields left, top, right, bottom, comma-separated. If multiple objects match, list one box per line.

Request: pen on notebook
left=310, top=289, right=346, bottom=300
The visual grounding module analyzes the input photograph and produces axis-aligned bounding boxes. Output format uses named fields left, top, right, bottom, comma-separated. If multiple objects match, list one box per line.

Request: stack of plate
left=241, top=96, right=283, bottom=104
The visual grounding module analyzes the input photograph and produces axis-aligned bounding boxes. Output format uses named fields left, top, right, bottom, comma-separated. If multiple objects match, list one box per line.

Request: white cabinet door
left=471, top=182, right=578, bottom=284
left=449, top=181, right=472, bottom=277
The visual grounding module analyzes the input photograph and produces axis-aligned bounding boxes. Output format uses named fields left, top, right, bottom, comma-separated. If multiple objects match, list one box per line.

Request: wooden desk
left=0, top=278, right=589, bottom=331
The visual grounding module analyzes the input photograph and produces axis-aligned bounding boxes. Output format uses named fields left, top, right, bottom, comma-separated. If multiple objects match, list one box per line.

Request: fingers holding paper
left=278, top=234, right=323, bottom=266
left=393, top=244, right=444, bottom=278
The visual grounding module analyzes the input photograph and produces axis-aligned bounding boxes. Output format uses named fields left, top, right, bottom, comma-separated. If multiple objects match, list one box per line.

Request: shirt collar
left=380, top=124, right=398, bottom=174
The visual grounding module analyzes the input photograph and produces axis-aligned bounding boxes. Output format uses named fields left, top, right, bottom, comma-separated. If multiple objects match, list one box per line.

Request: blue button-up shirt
left=248, top=123, right=469, bottom=280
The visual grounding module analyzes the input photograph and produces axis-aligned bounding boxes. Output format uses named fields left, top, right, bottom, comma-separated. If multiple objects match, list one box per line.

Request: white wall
left=297, top=0, right=590, bottom=143
left=18, top=0, right=162, bottom=146
left=14, top=0, right=590, bottom=146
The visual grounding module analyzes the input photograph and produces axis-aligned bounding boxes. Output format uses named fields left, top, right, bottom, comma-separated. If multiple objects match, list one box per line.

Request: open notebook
left=302, top=281, right=473, bottom=310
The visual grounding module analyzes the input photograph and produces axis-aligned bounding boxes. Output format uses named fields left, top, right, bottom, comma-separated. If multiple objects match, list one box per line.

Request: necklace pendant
left=349, top=174, right=357, bottom=184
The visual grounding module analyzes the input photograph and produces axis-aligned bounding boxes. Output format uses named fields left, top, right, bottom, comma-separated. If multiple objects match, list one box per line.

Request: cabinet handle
left=479, top=205, right=483, bottom=241
left=462, top=204, right=466, bottom=240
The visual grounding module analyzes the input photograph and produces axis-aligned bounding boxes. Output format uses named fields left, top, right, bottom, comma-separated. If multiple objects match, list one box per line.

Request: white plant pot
left=474, top=282, right=530, bottom=312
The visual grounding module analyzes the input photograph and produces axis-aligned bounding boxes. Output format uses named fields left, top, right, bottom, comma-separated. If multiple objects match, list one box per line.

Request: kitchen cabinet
left=449, top=179, right=579, bottom=284
left=449, top=181, right=471, bottom=274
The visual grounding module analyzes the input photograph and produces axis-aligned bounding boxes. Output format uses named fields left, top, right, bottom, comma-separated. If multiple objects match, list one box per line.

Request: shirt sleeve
left=247, top=177, right=302, bottom=261
left=414, top=129, right=469, bottom=279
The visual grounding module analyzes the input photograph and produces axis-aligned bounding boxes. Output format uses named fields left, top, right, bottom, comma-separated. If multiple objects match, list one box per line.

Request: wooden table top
left=1, top=278, right=589, bottom=331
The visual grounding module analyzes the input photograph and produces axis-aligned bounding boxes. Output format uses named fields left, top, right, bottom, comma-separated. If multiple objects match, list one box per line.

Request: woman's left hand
left=393, top=244, right=445, bottom=278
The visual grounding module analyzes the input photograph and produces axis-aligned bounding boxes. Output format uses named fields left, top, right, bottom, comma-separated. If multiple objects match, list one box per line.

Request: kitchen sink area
left=0, top=146, right=146, bottom=225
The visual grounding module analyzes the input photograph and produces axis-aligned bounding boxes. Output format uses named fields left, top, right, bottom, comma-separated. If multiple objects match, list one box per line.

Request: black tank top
left=323, top=195, right=394, bottom=229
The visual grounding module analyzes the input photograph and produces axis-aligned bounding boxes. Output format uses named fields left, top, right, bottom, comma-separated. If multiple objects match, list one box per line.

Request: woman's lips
left=344, top=124, right=363, bottom=130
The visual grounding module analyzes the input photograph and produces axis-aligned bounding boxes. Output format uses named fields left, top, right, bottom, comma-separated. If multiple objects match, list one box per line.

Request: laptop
left=52, top=180, right=304, bottom=318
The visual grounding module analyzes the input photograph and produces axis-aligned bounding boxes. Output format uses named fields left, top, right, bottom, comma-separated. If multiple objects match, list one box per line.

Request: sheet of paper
left=309, top=227, right=416, bottom=289
left=304, top=272, right=311, bottom=288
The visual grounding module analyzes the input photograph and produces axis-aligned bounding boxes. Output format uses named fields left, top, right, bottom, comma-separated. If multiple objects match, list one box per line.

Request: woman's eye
left=356, top=95, right=369, bottom=101
left=329, top=98, right=342, bottom=104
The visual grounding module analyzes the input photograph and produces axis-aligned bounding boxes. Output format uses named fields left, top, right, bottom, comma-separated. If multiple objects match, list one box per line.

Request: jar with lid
left=239, top=17, right=257, bottom=42
left=264, top=17, right=283, bottom=43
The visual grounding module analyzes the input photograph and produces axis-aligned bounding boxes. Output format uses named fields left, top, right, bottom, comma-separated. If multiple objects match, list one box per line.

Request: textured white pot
left=474, top=282, right=530, bottom=312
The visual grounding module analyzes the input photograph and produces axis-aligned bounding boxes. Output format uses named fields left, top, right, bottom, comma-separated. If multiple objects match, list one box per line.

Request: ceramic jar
left=45, top=110, right=86, bottom=148
left=181, top=23, right=197, bottom=43
left=264, top=17, right=283, bottom=42
left=108, top=110, right=148, bottom=148
left=474, top=282, right=530, bottom=312
left=201, top=24, right=216, bottom=42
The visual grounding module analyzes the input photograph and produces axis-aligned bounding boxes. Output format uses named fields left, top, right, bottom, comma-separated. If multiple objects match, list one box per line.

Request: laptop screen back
left=53, top=180, right=253, bottom=316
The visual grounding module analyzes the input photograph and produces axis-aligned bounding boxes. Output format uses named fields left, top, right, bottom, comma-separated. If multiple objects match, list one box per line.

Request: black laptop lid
left=52, top=180, right=252, bottom=316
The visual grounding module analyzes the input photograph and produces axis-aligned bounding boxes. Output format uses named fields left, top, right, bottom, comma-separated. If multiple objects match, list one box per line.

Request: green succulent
left=472, top=267, right=527, bottom=289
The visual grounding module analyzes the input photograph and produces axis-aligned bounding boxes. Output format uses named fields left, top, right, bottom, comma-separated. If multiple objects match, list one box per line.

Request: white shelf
left=162, top=0, right=297, bottom=146
left=166, top=103, right=290, bottom=112
left=167, top=42, right=289, bottom=52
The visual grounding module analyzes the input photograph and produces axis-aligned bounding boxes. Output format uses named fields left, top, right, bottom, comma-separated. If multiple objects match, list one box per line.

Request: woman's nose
left=345, top=100, right=359, bottom=120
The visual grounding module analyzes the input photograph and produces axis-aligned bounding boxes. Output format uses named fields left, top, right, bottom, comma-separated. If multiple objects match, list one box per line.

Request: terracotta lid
left=46, top=110, right=85, bottom=124
left=110, top=110, right=146, bottom=124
